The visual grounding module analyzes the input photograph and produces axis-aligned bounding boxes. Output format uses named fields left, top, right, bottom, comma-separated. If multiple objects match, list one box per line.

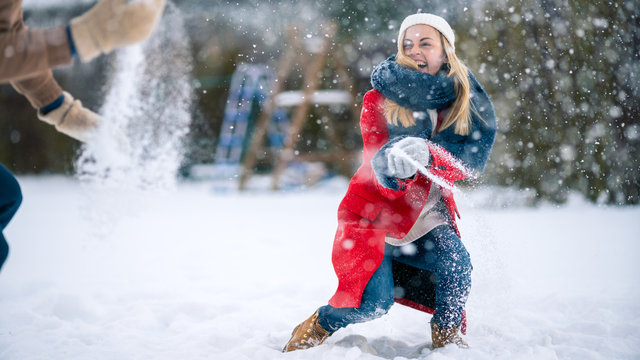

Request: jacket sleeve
left=427, top=142, right=470, bottom=184
left=1, top=2, right=71, bottom=107
left=360, top=91, right=417, bottom=200
left=0, top=29, right=72, bottom=84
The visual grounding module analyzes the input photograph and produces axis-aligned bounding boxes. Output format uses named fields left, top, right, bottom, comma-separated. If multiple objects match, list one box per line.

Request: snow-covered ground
left=1, top=176, right=639, bottom=360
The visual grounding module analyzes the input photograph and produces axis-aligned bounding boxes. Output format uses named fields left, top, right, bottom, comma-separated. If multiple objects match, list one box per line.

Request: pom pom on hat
left=397, top=13, right=455, bottom=50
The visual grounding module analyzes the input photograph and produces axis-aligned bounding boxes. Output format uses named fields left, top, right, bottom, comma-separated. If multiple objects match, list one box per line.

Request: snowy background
left=4, top=0, right=638, bottom=206
left=1, top=176, right=639, bottom=359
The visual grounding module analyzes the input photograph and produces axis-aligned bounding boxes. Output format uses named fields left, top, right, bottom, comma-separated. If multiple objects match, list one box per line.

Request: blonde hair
left=384, top=33, right=472, bottom=135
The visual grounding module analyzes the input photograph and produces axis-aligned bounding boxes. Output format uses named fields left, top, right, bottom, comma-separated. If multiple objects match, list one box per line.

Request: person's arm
left=1, top=0, right=166, bottom=83
left=1, top=1, right=69, bottom=106
left=360, top=90, right=420, bottom=200
left=3, top=0, right=166, bottom=142
left=0, top=25, right=72, bottom=83
left=10, top=71, right=64, bottom=109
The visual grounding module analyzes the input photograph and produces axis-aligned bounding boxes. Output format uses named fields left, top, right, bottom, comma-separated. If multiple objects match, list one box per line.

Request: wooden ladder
left=238, top=22, right=360, bottom=190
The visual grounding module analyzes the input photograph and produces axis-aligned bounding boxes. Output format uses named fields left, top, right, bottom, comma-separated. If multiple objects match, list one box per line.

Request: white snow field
left=1, top=176, right=639, bottom=360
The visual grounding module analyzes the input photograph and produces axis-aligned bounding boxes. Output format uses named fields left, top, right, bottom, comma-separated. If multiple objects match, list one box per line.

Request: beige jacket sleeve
left=1, top=0, right=72, bottom=108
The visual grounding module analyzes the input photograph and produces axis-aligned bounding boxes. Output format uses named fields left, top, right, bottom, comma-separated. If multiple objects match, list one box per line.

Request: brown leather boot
left=431, top=323, right=469, bottom=349
left=283, top=311, right=332, bottom=352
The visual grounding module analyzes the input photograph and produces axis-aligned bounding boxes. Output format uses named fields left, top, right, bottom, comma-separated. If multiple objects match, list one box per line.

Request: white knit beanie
left=397, top=13, right=455, bottom=50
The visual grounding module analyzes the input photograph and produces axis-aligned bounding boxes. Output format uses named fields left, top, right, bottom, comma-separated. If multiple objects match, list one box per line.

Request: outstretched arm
left=0, top=0, right=70, bottom=95
left=1, top=0, right=167, bottom=83
left=2, top=0, right=166, bottom=142
left=361, top=91, right=424, bottom=200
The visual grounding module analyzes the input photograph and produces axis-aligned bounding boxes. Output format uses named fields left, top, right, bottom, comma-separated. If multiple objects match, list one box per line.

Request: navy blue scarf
left=370, top=55, right=457, bottom=111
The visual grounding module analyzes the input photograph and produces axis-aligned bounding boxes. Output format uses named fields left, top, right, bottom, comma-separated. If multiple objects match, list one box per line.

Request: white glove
left=386, top=137, right=430, bottom=179
left=38, top=91, right=100, bottom=142
left=70, top=0, right=167, bottom=62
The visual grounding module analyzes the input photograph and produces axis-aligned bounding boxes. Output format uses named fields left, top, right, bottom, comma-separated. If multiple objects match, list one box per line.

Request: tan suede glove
left=37, top=92, right=100, bottom=142
left=70, top=0, right=167, bottom=62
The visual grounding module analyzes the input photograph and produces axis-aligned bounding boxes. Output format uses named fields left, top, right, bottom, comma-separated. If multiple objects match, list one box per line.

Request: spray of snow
left=74, top=1, right=193, bottom=237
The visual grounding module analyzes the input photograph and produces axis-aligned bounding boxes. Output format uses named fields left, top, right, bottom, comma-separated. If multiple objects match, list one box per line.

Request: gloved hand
left=386, top=137, right=430, bottom=179
left=70, top=0, right=167, bottom=62
left=37, top=91, right=101, bottom=142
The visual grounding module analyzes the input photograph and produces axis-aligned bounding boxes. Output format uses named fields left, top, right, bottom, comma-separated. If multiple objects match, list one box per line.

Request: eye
left=420, top=42, right=431, bottom=47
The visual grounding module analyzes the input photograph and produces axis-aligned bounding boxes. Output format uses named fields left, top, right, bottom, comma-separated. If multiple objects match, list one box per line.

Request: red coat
left=328, top=89, right=469, bottom=308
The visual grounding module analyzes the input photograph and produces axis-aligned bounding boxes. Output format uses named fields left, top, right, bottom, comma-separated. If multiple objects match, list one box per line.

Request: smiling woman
left=388, top=14, right=473, bottom=136
left=283, top=13, right=497, bottom=352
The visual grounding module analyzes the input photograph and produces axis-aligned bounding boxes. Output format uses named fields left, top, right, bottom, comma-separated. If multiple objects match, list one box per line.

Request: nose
left=406, top=45, right=419, bottom=57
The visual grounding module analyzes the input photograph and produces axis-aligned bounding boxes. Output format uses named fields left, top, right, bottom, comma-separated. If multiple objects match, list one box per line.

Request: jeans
left=0, top=164, right=22, bottom=271
left=318, top=225, right=472, bottom=332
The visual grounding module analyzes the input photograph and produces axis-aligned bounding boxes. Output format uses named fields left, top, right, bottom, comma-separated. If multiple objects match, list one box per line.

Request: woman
left=283, top=13, right=496, bottom=351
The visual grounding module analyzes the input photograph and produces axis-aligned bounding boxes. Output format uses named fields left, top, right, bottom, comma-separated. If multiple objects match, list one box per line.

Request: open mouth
left=417, top=63, right=427, bottom=69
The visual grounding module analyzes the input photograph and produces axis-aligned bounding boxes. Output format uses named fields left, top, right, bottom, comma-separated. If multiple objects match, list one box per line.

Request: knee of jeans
left=439, top=247, right=473, bottom=280
left=458, top=248, right=472, bottom=275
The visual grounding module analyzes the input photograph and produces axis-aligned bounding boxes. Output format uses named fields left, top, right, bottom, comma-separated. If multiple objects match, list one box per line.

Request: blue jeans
left=0, top=164, right=22, bottom=271
left=318, top=225, right=472, bottom=332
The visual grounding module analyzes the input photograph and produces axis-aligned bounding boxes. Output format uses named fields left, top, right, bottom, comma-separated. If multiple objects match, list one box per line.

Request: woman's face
left=402, top=24, right=447, bottom=75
